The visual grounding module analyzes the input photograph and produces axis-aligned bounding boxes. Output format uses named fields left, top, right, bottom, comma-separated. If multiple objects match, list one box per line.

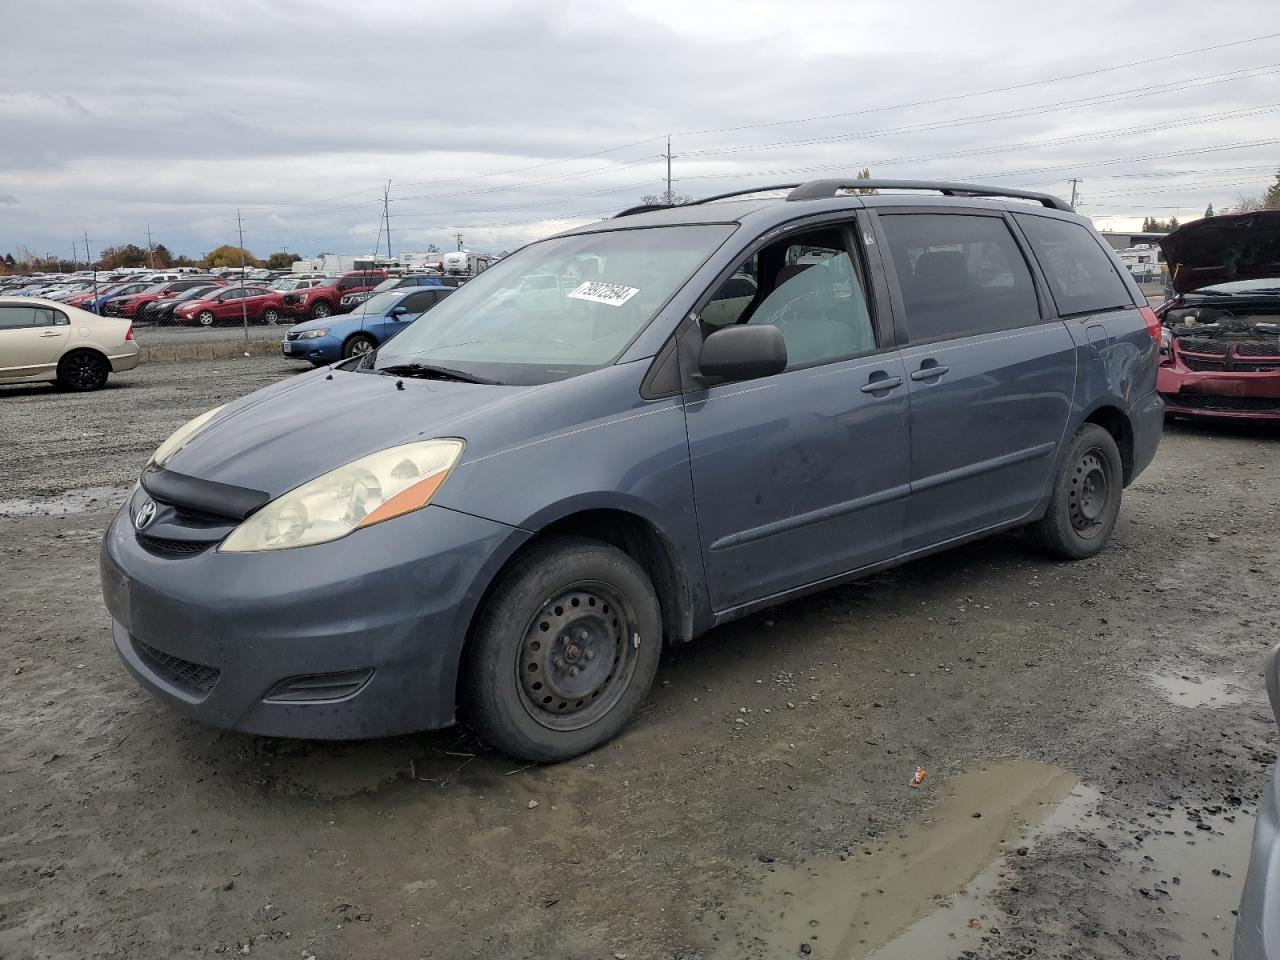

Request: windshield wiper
left=378, top=362, right=500, bottom=385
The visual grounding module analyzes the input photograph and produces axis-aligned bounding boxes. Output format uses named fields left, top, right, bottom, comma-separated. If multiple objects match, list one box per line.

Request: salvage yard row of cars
left=2, top=181, right=1277, bottom=956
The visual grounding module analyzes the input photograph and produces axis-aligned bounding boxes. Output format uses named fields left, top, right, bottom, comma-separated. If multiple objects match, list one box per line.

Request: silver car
left=1236, top=643, right=1280, bottom=959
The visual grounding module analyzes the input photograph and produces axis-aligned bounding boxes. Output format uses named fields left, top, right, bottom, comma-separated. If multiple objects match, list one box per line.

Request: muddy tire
left=461, top=536, right=663, bottom=763
left=56, top=350, right=110, bottom=392
left=1028, top=423, right=1123, bottom=560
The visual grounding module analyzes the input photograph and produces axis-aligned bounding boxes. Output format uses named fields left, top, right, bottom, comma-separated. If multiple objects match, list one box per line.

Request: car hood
left=162, top=367, right=526, bottom=498
left=1160, top=210, right=1280, bottom=294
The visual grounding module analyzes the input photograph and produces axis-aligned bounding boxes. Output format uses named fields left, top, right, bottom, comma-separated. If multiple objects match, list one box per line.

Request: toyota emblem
left=134, top=499, right=157, bottom=531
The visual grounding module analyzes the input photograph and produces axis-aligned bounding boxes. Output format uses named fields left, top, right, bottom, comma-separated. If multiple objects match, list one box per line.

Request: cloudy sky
left=2, top=0, right=1277, bottom=261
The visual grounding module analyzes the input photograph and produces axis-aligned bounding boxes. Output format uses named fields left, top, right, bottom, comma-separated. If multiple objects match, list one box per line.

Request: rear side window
left=1015, top=214, right=1133, bottom=316
left=880, top=214, right=1040, bottom=343
left=0, top=305, right=61, bottom=329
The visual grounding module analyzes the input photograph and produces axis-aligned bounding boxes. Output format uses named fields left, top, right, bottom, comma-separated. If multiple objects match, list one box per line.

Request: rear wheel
left=1028, top=423, right=1123, bottom=559
left=196, top=310, right=215, bottom=327
left=461, top=536, right=663, bottom=762
left=57, top=350, right=110, bottom=392
left=342, top=334, right=377, bottom=359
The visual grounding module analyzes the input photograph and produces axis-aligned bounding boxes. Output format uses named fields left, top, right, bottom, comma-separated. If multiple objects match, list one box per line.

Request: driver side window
left=702, top=227, right=877, bottom=368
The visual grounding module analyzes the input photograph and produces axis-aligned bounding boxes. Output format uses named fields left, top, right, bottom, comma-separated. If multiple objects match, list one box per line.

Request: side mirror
left=390, top=305, right=409, bottom=316
left=698, top=324, right=787, bottom=382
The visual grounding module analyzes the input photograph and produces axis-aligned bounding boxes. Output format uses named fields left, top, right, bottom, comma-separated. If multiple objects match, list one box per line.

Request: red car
left=281, top=270, right=388, bottom=320
left=1157, top=210, right=1280, bottom=420
left=173, top=285, right=287, bottom=326
left=105, top=277, right=226, bottom=319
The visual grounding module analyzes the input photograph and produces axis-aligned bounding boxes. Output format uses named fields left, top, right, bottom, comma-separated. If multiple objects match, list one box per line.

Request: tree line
left=0, top=243, right=302, bottom=275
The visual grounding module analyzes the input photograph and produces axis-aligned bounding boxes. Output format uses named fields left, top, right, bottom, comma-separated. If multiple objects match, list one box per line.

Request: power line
left=674, top=31, right=1280, bottom=137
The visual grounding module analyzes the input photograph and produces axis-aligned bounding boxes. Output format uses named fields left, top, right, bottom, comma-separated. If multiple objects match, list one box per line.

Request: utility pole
left=659, top=134, right=679, bottom=204
left=71, top=241, right=77, bottom=271
left=145, top=224, right=155, bottom=269
left=236, top=209, right=249, bottom=342
left=383, top=180, right=393, bottom=264
left=455, top=232, right=463, bottom=251
left=84, top=231, right=97, bottom=306
left=1068, top=178, right=1082, bottom=211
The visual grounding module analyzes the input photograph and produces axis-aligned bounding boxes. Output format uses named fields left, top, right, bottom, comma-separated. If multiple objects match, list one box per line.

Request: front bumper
left=100, top=495, right=528, bottom=739
left=1158, top=362, right=1280, bottom=419
left=281, top=335, right=341, bottom=363
left=1236, top=760, right=1280, bottom=960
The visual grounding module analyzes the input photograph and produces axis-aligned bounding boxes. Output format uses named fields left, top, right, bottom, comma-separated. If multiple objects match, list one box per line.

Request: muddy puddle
left=0, top=485, right=130, bottom=519
left=1147, top=670, right=1250, bottom=708
left=714, top=759, right=1255, bottom=959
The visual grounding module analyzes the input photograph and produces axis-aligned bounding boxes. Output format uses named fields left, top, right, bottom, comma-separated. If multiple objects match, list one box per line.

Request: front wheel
left=262, top=307, right=280, bottom=324
left=311, top=301, right=333, bottom=320
left=1028, top=423, right=1123, bottom=559
left=196, top=310, right=215, bottom=327
left=461, top=537, right=663, bottom=762
left=342, top=334, right=377, bottom=359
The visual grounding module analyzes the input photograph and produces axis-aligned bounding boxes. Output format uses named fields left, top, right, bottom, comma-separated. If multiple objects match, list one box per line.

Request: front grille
left=1182, top=356, right=1227, bottom=372
left=137, top=533, right=210, bottom=555
left=1170, top=393, right=1280, bottom=414
left=133, top=637, right=220, bottom=696
left=1176, top=337, right=1226, bottom=355
left=283, top=293, right=303, bottom=306
left=1235, top=339, right=1280, bottom=357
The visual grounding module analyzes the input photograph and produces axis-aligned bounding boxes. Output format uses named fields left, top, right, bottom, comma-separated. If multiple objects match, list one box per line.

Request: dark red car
left=172, top=285, right=287, bottom=326
left=1157, top=210, right=1280, bottom=420
left=282, top=270, right=388, bottom=320
left=106, top=277, right=226, bottom=319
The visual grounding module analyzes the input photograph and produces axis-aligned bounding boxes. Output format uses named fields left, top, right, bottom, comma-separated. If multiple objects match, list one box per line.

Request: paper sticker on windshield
left=566, top=281, right=639, bottom=307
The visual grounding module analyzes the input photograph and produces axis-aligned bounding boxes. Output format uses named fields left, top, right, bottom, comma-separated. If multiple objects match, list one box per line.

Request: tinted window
left=401, top=291, right=438, bottom=312
left=0, top=305, right=60, bottom=329
left=1016, top=214, right=1133, bottom=315
left=881, top=214, right=1040, bottom=342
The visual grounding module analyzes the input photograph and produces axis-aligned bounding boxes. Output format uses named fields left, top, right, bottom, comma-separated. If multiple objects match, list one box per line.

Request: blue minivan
left=101, top=180, right=1163, bottom=762
left=282, top=286, right=455, bottom=363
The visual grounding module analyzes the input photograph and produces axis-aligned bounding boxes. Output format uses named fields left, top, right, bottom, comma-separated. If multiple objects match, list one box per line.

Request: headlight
left=220, top=439, right=464, bottom=552
left=296, top=328, right=329, bottom=339
left=151, top=405, right=225, bottom=467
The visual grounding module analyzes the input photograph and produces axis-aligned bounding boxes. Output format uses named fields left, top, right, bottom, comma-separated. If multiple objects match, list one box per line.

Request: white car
left=0, top=297, right=140, bottom=391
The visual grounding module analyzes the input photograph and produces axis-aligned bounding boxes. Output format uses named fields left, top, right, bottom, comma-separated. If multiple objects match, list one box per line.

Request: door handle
left=910, top=362, right=950, bottom=381
left=861, top=373, right=904, bottom=394
left=39, top=331, right=62, bottom=337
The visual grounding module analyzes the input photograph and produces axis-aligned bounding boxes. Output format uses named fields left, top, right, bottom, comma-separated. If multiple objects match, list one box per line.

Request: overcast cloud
left=1, top=0, right=1277, bottom=260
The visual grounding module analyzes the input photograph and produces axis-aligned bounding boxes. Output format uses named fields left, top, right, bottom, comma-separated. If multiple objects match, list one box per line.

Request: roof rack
left=786, top=179, right=1073, bottom=211
left=613, top=185, right=803, bottom=218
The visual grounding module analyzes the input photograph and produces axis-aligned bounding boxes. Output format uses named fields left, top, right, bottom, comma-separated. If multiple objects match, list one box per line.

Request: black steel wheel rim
left=65, top=353, right=104, bottom=389
left=516, top=580, right=640, bottom=732
left=1069, top=448, right=1112, bottom=538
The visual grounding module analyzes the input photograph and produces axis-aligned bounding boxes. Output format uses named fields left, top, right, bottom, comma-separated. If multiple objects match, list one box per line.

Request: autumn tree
left=854, top=167, right=877, bottom=195
left=1265, top=170, right=1280, bottom=210
left=203, top=245, right=260, bottom=269
left=98, top=243, right=150, bottom=269
left=640, top=190, right=694, bottom=206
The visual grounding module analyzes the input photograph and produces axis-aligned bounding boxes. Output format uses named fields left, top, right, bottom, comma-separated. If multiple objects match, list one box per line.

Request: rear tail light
left=1139, top=305, right=1162, bottom=343
left=125, top=325, right=135, bottom=341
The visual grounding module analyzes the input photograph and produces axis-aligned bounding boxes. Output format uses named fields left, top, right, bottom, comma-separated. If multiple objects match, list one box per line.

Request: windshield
left=371, top=278, right=404, bottom=293
left=353, top=291, right=405, bottom=315
left=374, top=224, right=734, bottom=384
left=1193, top=276, right=1280, bottom=295
left=270, top=278, right=303, bottom=291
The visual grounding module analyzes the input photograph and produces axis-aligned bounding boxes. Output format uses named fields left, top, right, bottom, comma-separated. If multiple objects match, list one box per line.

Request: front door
left=0, top=304, right=71, bottom=380
left=683, top=221, right=911, bottom=613
left=875, top=210, right=1076, bottom=550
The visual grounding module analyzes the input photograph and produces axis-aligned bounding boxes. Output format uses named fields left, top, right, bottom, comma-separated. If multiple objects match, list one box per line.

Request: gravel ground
left=132, top=323, right=287, bottom=347
left=1, top=359, right=1277, bottom=960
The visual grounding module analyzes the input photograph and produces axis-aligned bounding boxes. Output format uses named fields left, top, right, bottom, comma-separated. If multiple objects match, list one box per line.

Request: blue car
left=281, top=286, right=454, bottom=364
left=101, top=178, right=1163, bottom=762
